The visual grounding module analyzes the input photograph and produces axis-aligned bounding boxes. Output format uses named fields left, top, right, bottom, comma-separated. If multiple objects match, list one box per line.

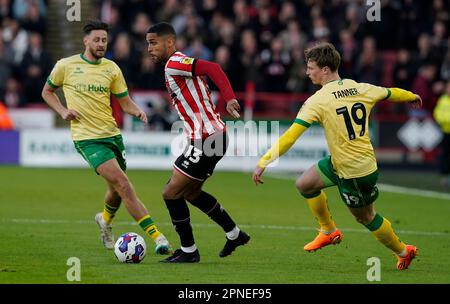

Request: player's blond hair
left=304, top=42, right=341, bottom=72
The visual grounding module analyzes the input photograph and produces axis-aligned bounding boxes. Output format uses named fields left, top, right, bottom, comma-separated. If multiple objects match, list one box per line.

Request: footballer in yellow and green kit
left=47, top=53, right=129, bottom=171
left=259, top=79, right=417, bottom=208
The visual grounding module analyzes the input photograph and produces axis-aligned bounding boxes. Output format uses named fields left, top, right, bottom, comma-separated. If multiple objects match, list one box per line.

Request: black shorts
left=174, top=132, right=228, bottom=181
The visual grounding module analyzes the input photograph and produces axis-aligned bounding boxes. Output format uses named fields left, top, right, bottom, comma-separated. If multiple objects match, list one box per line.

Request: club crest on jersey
left=181, top=57, right=194, bottom=65
left=169, top=56, right=194, bottom=65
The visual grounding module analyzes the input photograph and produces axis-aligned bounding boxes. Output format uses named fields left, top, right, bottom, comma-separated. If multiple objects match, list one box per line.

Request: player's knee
left=162, top=186, right=183, bottom=200
left=296, top=178, right=314, bottom=194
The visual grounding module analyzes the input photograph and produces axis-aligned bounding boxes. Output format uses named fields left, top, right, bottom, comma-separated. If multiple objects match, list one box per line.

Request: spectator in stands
left=286, top=45, right=309, bottom=93
left=260, top=37, right=291, bottom=92
left=433, top=81, right=450, bottom=187
left=414, top=33, right=440, bottom=68
left=336, top=29, right=357, bottom=79
left=441, top=50, right=450, bottom=81
left=278, top=1, right=297, bottom=29
left=311, top=16, right=330, bottom=43
left=411, top=64, right=438, bottom=116
left=13, top=0, right=46, bottom=20
left=130, top=12, right=152, bottom=54
left=20, top=1, right=46, bottom=36
left=2, top=77, right=26, bottom=108
left=232, top=0, right=251, bottom=31
left=112, top=32, right=139, bottom=87
left=0, top=100, right=14, bottom=129
left=21, top=32, right=53, bottom=104
left=99, top=5, right=124, bottom=49
left=135, top=53, right=165, bottom=90
left=214, top=45, right=239, bottom=89
left=0, top=0, right=13, bottom=24
left=155, top=0, right=180, bottom=25
left=252, top=2, right=279, bottom=49
left=184, top=37, right=213, bottom=61
left=0, top=30, right=14, bottom=97
left=393, top=49, right=415, bottom=91
left=236, top=29, right=261, bottom=91
left=2, top=18, right=28, bottom=65
left=278, top=19, right=307, bottom=53
left=355, top=36, right=382, bottom=85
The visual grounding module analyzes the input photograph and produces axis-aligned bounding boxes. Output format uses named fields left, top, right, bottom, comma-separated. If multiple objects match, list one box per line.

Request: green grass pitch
left=1, top=166, right=449, bottom=283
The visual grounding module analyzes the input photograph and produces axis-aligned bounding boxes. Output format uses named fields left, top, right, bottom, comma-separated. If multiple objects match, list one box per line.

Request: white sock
left=181, top=244, right=197, bottom=253
left=321, top=228, right=337, bottom=235
left=397, top=247, right=407, bottom=257
left=226, top=226, right=240, bottom=240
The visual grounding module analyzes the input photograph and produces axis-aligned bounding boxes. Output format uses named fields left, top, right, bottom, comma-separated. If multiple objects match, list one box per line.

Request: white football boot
left=154, top=233, right=172, bottom=255
left=95, top=212, right=114, bottom=249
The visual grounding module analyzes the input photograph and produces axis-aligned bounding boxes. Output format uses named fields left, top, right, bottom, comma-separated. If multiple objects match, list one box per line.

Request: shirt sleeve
left=47, top=59, right=66, bottom=88
left=359, top=83, right=390, bottom=103
left=111, top=65, right=128, bottom=98
left=165, top=56, right=195, bottom=77
left=295, top=96, right=321, bottom=127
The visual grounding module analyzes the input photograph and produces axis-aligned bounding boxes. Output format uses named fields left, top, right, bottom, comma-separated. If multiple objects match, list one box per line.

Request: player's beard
left=89, top=46, right=106, bottom=59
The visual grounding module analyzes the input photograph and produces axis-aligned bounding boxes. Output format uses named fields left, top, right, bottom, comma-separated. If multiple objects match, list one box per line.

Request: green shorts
left=74, top=134, right=127, bottom=173
left=316, top=156, right=379, bottom=208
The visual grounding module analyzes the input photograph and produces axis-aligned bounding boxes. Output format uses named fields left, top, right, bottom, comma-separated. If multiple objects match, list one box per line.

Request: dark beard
left=89, top=48, right=104, bottom=60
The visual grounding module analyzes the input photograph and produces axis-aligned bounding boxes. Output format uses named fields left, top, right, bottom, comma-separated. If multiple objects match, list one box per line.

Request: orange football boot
left=303, top=229, right=343, bottom=252
left=396, top=245, right=418, bottom=270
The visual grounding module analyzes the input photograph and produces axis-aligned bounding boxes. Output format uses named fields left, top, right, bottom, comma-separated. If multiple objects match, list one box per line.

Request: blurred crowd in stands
left=1, top=0, right=450, bottom=120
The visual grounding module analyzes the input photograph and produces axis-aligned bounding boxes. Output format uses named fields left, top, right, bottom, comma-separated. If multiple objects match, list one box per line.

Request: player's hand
left=226, top=99, right=240, bottom=119
left=410, top=94, right=422, bottom=109
left=252, top=166, right=265, bottom=186
left=61, top=109, right=80, bottom=121
left=136, top=110, right=148, bottom=123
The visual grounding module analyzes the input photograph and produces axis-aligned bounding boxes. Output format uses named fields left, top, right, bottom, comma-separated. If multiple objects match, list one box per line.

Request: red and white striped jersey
left=165, top=51, right=225, bottom=139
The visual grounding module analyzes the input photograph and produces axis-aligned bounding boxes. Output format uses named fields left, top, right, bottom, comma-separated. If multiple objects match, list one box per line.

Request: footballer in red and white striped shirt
left=146, top=22, right=250, bottom=263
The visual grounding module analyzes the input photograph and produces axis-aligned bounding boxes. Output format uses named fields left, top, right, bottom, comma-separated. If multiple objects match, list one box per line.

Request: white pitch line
left=378, top=183, right=450, bottom=201
left=2, top=218, right=449, bottom=237
left=268, top=173, right=450, bottom=201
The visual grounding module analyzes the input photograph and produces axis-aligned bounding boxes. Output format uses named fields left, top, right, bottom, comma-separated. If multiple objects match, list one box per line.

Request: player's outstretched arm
left=252, top=123, right=307, bottom=186
left=385, top=88, right=422, bottom=109
left=41, top=83, right=80, bottom=121
left=117, top=95, right=148, bottom=123
left=194, top=59, right=240, bottom=118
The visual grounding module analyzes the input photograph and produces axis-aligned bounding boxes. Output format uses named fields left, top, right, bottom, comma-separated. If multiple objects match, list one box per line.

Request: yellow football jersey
left=296, top=79, right=389, bottom=179
left=47, top=54, right=128, bottom=140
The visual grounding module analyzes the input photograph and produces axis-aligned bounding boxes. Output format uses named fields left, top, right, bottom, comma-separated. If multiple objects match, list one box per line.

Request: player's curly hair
left=304, top=42, right=341, bottom=72
left=83, top=20, right=109, bottom=35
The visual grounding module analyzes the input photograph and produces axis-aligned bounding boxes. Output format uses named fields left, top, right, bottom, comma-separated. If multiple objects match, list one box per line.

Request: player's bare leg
left=96, top=159, right=171, bottom=254
left=296, top=166, right=342, bottom=251
left=348, top=204, right=417, bottom=270
left=95, top=182, right=121, bottom=249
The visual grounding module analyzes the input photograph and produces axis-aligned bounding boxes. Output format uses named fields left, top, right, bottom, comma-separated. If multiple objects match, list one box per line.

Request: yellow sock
left=137, top=215, right=161, bottom=241
left=366, top=213, right=406, bottom=255
left=303, top=190, right=336, bottom=232
left=102, top=203, right=119, bottom=225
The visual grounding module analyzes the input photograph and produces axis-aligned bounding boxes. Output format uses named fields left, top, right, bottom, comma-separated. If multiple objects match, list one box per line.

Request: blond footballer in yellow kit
left=253, top=42, right=422, bottom=270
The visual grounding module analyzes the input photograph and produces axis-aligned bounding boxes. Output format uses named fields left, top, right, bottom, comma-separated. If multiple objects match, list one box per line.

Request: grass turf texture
left=1, top=167, right=449, bottom=283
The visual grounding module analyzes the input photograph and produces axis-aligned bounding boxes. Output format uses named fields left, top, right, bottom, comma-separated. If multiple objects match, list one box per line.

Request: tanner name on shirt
left=331, top=88, right=359, bottom=99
